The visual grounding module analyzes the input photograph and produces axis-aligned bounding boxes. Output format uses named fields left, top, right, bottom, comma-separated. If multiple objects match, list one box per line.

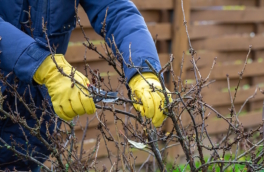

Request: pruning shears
left=88, top=85, right=119, bottom=103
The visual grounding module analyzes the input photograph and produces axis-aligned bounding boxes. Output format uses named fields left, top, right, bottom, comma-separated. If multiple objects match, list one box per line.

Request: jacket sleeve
left=80, top=0, right=162, bottom=82
left=0, top=17, right=50, bottom=84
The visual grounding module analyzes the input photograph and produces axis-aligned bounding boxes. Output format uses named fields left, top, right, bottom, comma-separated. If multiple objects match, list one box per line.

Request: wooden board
left=71, top=23, right=172, bottom=42
left=189, top=24, right=254, bottom=40
left=62, top=113, right=116, bottom=132
left=73, top=123, right=117, bottom=144
left=66, top=44, right=170, bottom=66
left=206, top=111, right=263, bottom=135
left=186, top=61, right=264, bottom=80
left=87, top=148, right=160, bottom=170
left=202, top=86, right=262, bottom=107
left=70, top=28, right=101, bottom=41
left=192, top=34, right=264, bottom=52
left=190, top=0, right=257, bottom=9
left=184, top=51, right=254, bottom=70
left=66, top=45, right=104, bottom=63
left=44, top=141, right=156, bottom=169
left=132, top=0, right=173, bottom=10
left=140, top=10, right=162, bottom=23
left=76, top=6, right=91, bottom=28
left=77, top=7, right=162, bottom=29
left=200, top=78, right=251, bottom=94
left=209, top=103, right=245, bottom=117
left=191, top=8, right=264, bottom=23
left=147, top=23, right=172, bottom=40
left=165, top=0, right=191, bottom=158
left=249, top=99, right=264, bottom=111
left=170, top=0, right=190, bottom=90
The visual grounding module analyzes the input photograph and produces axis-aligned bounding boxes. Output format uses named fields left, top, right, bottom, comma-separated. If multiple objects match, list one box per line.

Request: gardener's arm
left=0, top=17, right=50, bottom=84
left=0, top=17, right=96, bottom=121
left=80, top=0, right=162, bottom=81
left=81, top=0, right=171, bottom=127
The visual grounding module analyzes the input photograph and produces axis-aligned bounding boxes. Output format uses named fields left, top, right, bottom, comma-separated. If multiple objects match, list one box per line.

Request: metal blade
left=89, top=85, right=118, bottom=103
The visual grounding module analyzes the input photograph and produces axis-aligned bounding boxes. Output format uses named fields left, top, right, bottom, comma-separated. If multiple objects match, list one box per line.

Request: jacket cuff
left=124, top=56, right=162, bottom=82
left=14, top=42, right=51, bottom=85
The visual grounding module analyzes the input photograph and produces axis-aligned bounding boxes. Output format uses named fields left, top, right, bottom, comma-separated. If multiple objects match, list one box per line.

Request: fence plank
left=191, top=8, right=264, bottom=23
left=71, top=23, right=171, bottom=42
left=200, top=78, right=251, bottom=95
left=206, top=111, right=262, bottom=135
left=147, top=23, right=172, bottom=40
left=93, top=149, right=159, bottom=170
left=186, top=61, right=264, bottom=80
left=132, top=0, right=173, bottom=10
left=170, top=0, right=190, bottom=90
left=213, top=103, right=246, bottom=116
left=166, top=0, right=191, bottom=160
left=66, top=45, right=170, bottom=66
left=77, top=8, right=162, bottom=29
left=185, top=51, right=255, bottom=69
left=190, top=0, right=257, bottom=9
left=192, top=34, right=264, bottom=51
left=77, top=7, right=91, bottom=28
left=77, top=0, right=256, bottom=12
left=44, top=141, right=157, bottom=168
left=139, top=10, right=161, bottom=22
left=189, top=24, right=254, bottom=39
left=202, top=86, right=262, bottom=107
left=70, top=28, right=101, bottom=41
left=62, top=114, right=116, bottom=132
left=260, top=0, right=264, bottom=6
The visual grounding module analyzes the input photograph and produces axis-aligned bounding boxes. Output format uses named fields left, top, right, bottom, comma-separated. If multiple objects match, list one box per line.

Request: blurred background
left=47, top=0, right=264, bottom=169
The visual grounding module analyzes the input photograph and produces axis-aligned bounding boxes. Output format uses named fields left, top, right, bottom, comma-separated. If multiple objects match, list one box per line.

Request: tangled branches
left=0, top=1, right=263, bottom=172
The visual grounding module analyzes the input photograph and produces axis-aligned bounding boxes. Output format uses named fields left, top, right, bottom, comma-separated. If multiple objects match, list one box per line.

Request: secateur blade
left=88, top=85, right=118, bottom=103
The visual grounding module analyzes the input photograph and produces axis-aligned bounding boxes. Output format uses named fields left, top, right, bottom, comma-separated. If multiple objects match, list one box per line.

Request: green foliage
left=165, top=154, right=264, bottom=172
left=65, top=163, right=69, bottom=172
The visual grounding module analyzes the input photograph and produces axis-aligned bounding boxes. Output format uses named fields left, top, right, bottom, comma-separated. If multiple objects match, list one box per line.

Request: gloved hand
left=33, top=54, right=96, bottom=121
left=129, top=73, right=172, bottom=127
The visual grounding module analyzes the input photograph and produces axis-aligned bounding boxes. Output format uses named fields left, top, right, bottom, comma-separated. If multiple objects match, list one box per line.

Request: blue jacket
left=0, top=0, right=161, bottom=170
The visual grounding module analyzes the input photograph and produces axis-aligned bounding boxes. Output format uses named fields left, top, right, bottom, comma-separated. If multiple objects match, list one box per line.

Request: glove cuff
left=33, top=54, right=66, bottom=85
left=129, top=72, right=159, bottom=86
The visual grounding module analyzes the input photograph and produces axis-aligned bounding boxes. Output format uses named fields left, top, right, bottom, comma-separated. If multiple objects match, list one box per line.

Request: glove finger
left=133, top=79, right=161, bottom=92
left=54, top=104, right=73, bottom=121
left=153, top=114, right=166, bottom=127
left=135, top=90, right=155, bottom=118
left=80, top=91, right=96, bottom=115
left=133, top=103, right=144, bottom=116
left=79, top=77, right=96, bottom=114
left=60, top=99, right=78, bottom=118
left=132, top=94, right=144, bottom=115
left=156, top=89, right=172, bottom=107
left=70, top=95, right=86, bottom=116
left=150, top=92, right=164, bottom=125
left=75, top=71, right=89, bottom=83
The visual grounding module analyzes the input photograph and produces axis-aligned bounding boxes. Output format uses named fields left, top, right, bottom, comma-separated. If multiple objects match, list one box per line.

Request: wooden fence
left=165, top=0, right=264, bottom=160
left=46, top=0, right=264, bottom=169
left=184, top=0, right=264, bottom=134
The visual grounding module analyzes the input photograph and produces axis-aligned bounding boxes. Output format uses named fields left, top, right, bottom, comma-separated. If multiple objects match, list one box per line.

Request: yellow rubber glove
left=33, top=54, right=96, bottom=121
left=129, top=73, right=172, bottom=127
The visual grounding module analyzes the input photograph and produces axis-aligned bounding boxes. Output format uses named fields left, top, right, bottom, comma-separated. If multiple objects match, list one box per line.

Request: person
left=0, top=0, right=170, bottom=171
